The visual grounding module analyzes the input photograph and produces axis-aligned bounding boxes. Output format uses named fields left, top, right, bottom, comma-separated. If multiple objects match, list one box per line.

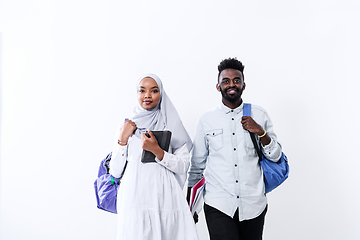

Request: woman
left=109, top=74, right=198, bottom=240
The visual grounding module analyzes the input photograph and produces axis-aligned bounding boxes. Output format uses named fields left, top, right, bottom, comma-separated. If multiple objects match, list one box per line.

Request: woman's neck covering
left=131, top=74, right=193, bottom=151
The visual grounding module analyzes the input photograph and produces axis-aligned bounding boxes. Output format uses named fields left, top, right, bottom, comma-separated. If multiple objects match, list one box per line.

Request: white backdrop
left=1, top=1, right=359, bottom=239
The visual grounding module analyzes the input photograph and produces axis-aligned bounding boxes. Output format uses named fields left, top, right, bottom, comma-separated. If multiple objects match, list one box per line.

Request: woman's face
left=137, top=77, right=161, bottom=110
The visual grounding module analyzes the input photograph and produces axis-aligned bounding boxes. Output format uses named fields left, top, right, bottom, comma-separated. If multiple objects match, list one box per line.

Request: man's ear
left=216, top=83, right=221, bottom=92
left=242, top=82, right=246, bottom=91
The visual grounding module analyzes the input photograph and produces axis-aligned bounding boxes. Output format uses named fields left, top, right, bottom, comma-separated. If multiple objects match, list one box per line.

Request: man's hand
left=187, top=187, right=199, bottom=224
left=241, top=116, right=263, bottom=135
left=241, top=116, right=271, bottom=146
left=193, top=212, right=199, bottom=223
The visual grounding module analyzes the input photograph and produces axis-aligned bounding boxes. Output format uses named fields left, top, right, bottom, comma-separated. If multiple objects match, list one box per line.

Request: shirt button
left=236, top=180, right=238, bottom=183
left=231, top=110, right=234, bottom=112
left=232, top=118, right=234, bottom=120
left=233, top=132, right=235, bottom=135
left=237, top=196, right=239, bottom=198
left=235, top=164, right=237, bottom=167
left=234, top=148, right=236, bottom=151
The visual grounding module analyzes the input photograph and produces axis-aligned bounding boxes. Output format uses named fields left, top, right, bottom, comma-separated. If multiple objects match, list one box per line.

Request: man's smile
left=226, top=88, right=239, bottom=95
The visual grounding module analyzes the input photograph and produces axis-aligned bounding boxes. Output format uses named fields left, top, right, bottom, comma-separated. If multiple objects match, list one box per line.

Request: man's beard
left=220, top=86, right=243, bottom=103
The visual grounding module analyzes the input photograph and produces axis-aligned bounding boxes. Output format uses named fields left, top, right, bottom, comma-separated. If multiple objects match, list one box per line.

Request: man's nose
left=229, top=80, right=235, bottom=87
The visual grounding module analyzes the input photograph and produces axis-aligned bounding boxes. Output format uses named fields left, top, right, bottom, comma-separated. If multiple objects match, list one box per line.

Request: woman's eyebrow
left=139, top=86, right=159, bottom=89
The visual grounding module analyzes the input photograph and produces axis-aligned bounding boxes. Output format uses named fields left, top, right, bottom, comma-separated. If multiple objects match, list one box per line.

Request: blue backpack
left=94, top=152, right=127, bottom=214
left=243, top=103, right=289, bottom=193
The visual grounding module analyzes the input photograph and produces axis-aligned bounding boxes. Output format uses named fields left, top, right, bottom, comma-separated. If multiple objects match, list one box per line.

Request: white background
left=1, top=0, right=359, bottom=239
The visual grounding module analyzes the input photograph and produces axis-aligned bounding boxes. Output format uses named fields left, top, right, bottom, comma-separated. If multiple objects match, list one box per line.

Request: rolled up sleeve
left=261, top=138, right=282, bottom=162
left=260, top=111, right=282, bottom=162
left=109, top=123, right=128, bottom=178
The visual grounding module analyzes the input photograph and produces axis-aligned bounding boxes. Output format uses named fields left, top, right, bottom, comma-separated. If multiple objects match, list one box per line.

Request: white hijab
left=131, top=74, right=192, bottom=151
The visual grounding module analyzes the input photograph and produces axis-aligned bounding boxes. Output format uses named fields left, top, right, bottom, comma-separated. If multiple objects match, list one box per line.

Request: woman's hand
left=141, top=130, right=164, bottom=160
left=118, top=119, right=137, bottom=145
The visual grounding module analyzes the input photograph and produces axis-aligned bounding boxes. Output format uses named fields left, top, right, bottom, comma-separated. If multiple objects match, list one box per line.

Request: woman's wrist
left=118, top=135, right=129, bottom=146
left=153, top=146, right=164, bottom=161
left=118, top=139, right=128, bottom=146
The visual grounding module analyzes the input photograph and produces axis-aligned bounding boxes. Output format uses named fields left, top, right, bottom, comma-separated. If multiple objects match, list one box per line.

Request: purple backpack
left=94, top=152, right=127, bottom=214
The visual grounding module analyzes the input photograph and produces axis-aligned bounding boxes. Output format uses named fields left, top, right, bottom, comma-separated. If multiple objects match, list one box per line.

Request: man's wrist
left=258, top=129, right=266, bottom=138
left=255, top=128, right=264, bottom=136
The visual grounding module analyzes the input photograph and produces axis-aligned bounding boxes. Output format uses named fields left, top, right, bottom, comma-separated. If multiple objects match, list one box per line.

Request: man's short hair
left=217, top=58, right=245, bottom=82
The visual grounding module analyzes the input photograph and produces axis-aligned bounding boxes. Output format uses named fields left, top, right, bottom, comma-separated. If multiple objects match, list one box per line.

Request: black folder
left=141, top=130, right=172, bottom=163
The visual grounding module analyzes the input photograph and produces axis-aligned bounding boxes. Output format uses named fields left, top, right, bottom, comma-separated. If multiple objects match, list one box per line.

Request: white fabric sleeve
left=259, top=110, right=282, bottom=162
left=155, top=143, right=190, bottom=175
left=261, top=138, right=282, bottom=162
left=109, top=123, right=128, bottom=178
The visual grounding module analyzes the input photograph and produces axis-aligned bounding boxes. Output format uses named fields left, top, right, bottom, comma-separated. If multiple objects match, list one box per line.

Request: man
left=187, top=58, right=282, bottom=240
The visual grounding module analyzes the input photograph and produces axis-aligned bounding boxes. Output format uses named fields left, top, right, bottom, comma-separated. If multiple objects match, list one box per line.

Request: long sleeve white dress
left=110, top=134, right=199, bottom=240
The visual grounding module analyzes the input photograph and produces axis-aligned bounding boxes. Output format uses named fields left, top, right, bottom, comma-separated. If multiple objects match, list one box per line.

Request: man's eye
left=223, top=80, right=229, bottom=84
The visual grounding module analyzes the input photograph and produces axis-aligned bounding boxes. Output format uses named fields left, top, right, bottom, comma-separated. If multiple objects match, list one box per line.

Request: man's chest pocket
left=206, top=129, right=223, bottom=151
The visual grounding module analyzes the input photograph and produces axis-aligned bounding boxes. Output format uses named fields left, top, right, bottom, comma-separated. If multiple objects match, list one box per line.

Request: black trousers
left=204, top=204, right=268, bottom=240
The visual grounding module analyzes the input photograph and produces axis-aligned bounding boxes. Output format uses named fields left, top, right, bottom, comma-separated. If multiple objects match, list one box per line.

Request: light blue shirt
left=188, top=102, right=282, bottom=221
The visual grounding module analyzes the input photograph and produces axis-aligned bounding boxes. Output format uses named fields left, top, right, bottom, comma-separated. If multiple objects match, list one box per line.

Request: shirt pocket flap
left=206, top=129, right=223, bottom=137
left=205, top=129, right=223, bottom=151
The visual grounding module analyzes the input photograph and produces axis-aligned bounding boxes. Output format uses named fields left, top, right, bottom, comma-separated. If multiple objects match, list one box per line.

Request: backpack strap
left=243, top=103, right=251, bottom=117
left=243, top=103, right=263, bottom=162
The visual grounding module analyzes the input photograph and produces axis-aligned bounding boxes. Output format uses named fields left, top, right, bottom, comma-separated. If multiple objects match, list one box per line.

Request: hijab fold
left=131, top=74, right=192, bottom=151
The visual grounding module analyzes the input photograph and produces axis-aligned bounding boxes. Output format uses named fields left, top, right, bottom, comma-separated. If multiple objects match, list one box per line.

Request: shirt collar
left=220, top=101, right=244, bottom=114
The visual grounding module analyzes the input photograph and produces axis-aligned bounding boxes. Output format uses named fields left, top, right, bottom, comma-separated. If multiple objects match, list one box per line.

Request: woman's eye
left=152, top=90, right=159, bottom=93
left=139, top=89, right=145, bottom=93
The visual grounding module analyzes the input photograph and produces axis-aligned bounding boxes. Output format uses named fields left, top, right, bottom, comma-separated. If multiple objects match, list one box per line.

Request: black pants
left=204, top=204, right=268, bottom=240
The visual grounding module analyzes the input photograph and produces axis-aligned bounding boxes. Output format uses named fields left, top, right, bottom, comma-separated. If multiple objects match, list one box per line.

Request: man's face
left=217, top=68, right=245, bottom=103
